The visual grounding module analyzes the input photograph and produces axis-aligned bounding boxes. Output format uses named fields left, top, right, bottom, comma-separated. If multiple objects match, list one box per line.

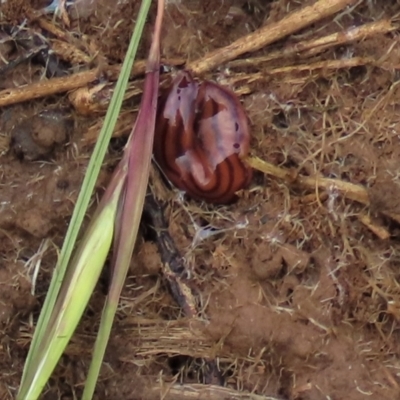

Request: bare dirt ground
left=1, top=0, right=400, bottom=399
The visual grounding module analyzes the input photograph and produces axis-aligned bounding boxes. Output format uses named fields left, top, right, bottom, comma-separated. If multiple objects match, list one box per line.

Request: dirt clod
left=10, top=109, right=71, bottom=161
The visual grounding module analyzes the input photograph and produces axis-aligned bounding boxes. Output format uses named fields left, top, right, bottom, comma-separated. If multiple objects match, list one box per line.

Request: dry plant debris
left=1, top=0, right=400, bottom=399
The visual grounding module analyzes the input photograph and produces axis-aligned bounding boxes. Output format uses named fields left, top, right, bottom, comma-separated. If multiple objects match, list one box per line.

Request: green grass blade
left=82, top=0, right=164, bottom=397
left=19, top=186, right=122, bottom=400
left=18, top=0, right=151, bottom=397
left=18, top=156, right=128, bottom=399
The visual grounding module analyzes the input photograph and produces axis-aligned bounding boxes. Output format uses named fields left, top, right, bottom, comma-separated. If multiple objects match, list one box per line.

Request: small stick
left=50, top=39, right=92, bottom=65
left=225, top=57, right=376, bottom=85
left=187, top=0, right=359, bottom=75
left=296, top=174, right=369, bottom=204
left=248, top=156, right=400, bottom=229
left=143, top=191, right=199, bottom=317
left=106, top=57, right=184, bottom=81
left=228, top=20, right=394, bottom=69
left=246, top=156, right=370, bottom=205
left=33, top=16, right=96, bottom=60
left=35, top=16, right=71, bottom=41
left=143, top=188, right=223, bottom=385
left=265, top=57, right=376, bottom=74
left=0, top=69, right=99, bottom=107
left=246, top=155, right=293, bottom=182
left=0, top=58, right=184, bottom=107
left=358, top=214, right=390, bottom=240
left=222, top=57, right=377, bottom=88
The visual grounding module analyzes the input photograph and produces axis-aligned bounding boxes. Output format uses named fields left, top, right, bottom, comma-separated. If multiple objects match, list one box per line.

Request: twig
left=106, top=57, right=184, bottom=81
left=33, top=15, right=96, bottom=60
left=187, top=0, right=359, bottom=75
left=246, top=156, right=369, bottom=205
left=222, top=57, right=378, bottom=88
left=247, top=155, right=400, bottom=234
left=49, top=39, right=92, bottom=65
left=358, top=214, right=390, bottom=240
left=227, top=48, right=398, bottom=89
left=34, top=16, right=72, bottom=41
left=228, top=20, right=395, bottom=69
left=265, top=57, right=376, bottom=74
left=143, top=191, right=199, bottom=317
left=0, top=69, right=100, bottom=107
left=0, top=58, right=184, bottom=107
left=296, top=174, right=369, bottom=204
left=143, top=181, right=224, bottom=384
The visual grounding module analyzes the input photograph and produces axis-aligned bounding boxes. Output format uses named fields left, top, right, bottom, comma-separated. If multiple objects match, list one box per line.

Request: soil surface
left=1, top=1, right=400, bottom=399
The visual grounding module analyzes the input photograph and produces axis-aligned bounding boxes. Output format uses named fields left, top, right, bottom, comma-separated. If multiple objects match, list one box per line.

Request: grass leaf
left=17, top=1, right=153, bottom=398
left=82, top=0, right=165, bottom=398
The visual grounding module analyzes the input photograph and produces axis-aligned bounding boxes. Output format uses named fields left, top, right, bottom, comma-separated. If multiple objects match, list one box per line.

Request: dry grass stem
left=35, top=16, right=73, bottom=41
left=269, top=57, right=372, bottom=76
left=246, top=156, right=292, bottom=182
left=187, top=0, right=359, bottom=75
left=248, top=155, right=400, bottom=236
left=152, top=384, right=281, bottom=400
left=224, top=57, right=378, bottom=89
left=228, top=19, right=395, bottom=69
left=50, top=39, right=92, bottom=65
left=0, top=59, right=183, bottom=108
left=121, top=319, right=211, bottom=359
left=266, top=57, right=377, bottom=74
left=106, top=57, right=185, bottom=81
left=0, top=69, right=100, bottom=107
left=358, top=214, right=390, bottom=240
left=0, top=134, right=10, bottom=155
left=246, top=156, right=369, bottom=205
left=296, top=175, right=369, bottom=204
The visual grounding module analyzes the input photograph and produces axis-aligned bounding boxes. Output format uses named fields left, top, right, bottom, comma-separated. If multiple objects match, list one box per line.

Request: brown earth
left=1, top=0, right=400, bottom=399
